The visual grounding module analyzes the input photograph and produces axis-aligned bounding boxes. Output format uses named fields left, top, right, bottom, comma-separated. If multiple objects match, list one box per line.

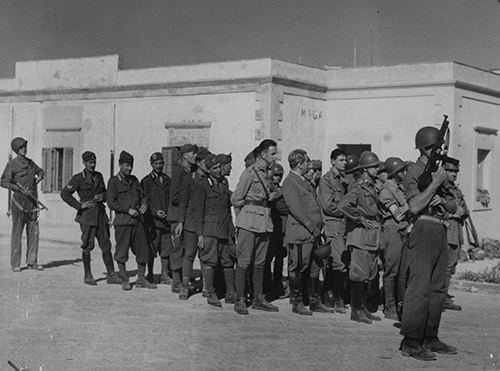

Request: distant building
left=0, top=55, right=499, bottom=240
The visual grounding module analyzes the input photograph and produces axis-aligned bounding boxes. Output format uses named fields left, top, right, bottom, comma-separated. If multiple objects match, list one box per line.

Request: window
left=336, top=144, right=371, bottom=158
left=41, top=147, right=73, bottom=193
left=474, top=126, right=496, bottom=209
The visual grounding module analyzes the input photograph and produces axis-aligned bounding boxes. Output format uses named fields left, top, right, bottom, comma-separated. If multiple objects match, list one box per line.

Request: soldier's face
left=446, top=169, right=458, bottom=182
left=313, top=169, right=322, bottom=182
left=221, top=163, right=232, bottom=176
left=332, top=155, right=347, bottom=171
left=184, top=151, right=197, bottom=165
left=366, top=166, right=378, bottom=178
left=262, top=146, right=278, bottom=165
left=120, top=162, right=133, bottom=176
left=209, top=163, right=221, bottom=178
left=84, top=159, right=96, bottom=173
left=17, top=146, right=27, bottom=157
left=152, top=159, right=164, bottom=174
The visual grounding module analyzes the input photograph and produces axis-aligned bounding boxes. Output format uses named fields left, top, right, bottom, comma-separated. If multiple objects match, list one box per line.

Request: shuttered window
left=41, top=147, right=73, bottom=193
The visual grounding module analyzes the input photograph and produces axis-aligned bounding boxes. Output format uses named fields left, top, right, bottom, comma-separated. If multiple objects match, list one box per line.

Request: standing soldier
left=400, top=126, right=457, bottom=360
left=1, top=137, right=45, bottom=271
left=318, top=148, right=348, bottom=313
left=339, top=151, right=383, bottom=324
left=283, top=149, right=332, bottom=315
left=443, top=158, right=467, bottom=311
left=344, top=155, right=361, bottom=190
left=192, top=154, right=234, bottom=307
left=60, top=151, right=121, bottom=285
left=107, top=151, right=156, bottom=290
left=141, top=152, right=173, bottom=285
left=378, top=157, right=410, bottom=320
left=168, top=144, right=198, bottom=294
left=231, top=139, right=280, bottom=315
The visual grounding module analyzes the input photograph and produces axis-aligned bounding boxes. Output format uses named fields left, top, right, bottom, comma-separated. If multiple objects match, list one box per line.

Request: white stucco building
left=0, top=55, right=499, bottom=240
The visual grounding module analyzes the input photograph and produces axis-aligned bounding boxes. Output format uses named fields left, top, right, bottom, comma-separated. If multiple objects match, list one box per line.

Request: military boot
left=82, top=253, right=97, bottom=286
left=333, top=270, right=347, bottom=313
left=290, top=276, right=312, bottom=316
left=159, top=258, right=172, bottom=285
left=443, top=297, right=462, bottom=311
left=234, top=297, right=249, bottom=315
left=135, top=264, right=157, bottom=289
left=179, top=277, right=190, bottom=300
left=383, top=278, right=398, bottom=320
left=350, top=281, right=371, bottom=324
left=223, top=268, right=236, bottom=304
left=252, top=294, right=279, bottom=312
left=308, top=277, right=335, bottom=313
left=171, top=271, right=182, bottom=293
left=117, top=263, right=131, bottom=290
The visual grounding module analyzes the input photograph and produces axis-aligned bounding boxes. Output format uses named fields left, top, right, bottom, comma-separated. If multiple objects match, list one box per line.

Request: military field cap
left=204, top=154, right=219, bottom=169
left=196, top=147, right=212, bottom=161
left=82, top=151, right=96, bottom=162
left=271, top=163, right=284, bottom=175
left=215, top=153, right=232, bottom=165
left=11, top=137, right=27, bottom=153
left=150, top=152, right=163, bottom=164
left=119, top=150, right=134, bottom=164
left=311, top=160, right=322, bottom=171
left=179, top=143, right=198, bottom=155
left=443, top=156, right=460, bottom=171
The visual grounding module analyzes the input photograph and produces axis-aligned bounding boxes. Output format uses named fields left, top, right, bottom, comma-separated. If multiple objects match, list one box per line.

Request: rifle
left=417, top=115, right=450, bottom=190
left=15, top=182, right=48, bottom=211
left=465, top=215, right=480, bottom=248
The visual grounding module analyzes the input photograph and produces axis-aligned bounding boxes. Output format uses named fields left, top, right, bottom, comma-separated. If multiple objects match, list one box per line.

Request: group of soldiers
left=1, top=125, right=468, bottom=361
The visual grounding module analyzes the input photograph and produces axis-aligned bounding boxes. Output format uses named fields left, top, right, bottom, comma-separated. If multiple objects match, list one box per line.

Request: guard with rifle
left=60, top=151, right=122, bottom=285
left=399, top=118, right=458, bottom=361
left=1, top=137, right=45, bottom=272
left=107, top=151, right=156, bottom=290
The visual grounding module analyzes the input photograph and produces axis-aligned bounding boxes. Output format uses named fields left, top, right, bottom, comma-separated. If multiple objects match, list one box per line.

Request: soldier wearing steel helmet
left=399, top=126, right=458, bottom=361
left=1, top=137, right=45, bottom=272
left=378, top=157, right=410, bottom=320
left=344, top=154, right=362, bottom=190
left=339, top=151, right=383, bottom=324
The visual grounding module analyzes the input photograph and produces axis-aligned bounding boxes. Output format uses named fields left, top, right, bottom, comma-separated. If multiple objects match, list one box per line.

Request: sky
left=1, top=0, right=500, bottom=78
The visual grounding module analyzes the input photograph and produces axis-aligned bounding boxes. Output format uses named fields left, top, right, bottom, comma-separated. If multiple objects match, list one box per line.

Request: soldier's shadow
left=42, top=258, right=82, bottom=269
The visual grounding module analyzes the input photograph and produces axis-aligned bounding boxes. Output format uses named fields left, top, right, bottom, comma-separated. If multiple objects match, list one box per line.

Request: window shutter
left=62, top=147, right=73, bottom=190
left=52, top=148, right=60, bottom=192
left=41, top=148, right=52, bottom=193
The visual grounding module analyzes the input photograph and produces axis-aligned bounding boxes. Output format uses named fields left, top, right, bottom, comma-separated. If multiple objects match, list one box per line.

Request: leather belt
left=246, top=200, right=269, bottom=208
left=418, top=215, right=449, bottom=227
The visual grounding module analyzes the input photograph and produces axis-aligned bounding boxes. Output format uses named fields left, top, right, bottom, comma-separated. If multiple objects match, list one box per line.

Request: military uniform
left=61, top=154, right=120, bottom=284
left=0, top=138, right=45, bottom=271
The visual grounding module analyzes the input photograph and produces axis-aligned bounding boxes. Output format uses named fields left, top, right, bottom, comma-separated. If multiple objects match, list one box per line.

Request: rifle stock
left=15, top=182, right=48, bottom=211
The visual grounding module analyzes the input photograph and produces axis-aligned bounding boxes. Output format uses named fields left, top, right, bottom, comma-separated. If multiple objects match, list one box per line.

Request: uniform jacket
left=339, top=173, right=381, bottom=251
left=167, top=162, right=195, bottom=224
left=446, top=183, right=468, bottom=246
left=282, top=171, right=323, bottom=244
left=107, top=172, right=145, bottom=226
left=270, top=182, right=288, bottom=236
left=60, top=170, right=108, bottom=226
left=318, top=167, right=346, bottom=238
left=1, top=156, right=45, bottom=211
left=192, top=175, right=232, bottom=239
left=231, top=159, right=273, bottom=233
left=378, top=178, right=409, bottom=230
left=141, top=171, right=171, bottom=229
left=184, top=170, right=207, bottom=233
left=220, top=176, right=237, bottom=242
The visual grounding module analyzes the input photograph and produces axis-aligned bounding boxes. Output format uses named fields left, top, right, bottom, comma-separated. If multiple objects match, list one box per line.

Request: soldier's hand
left=81, top=201, right=96, bottom=209
left=197, top=236, right=205, bottom=249
left=268, top=191, right=278, bottom=201
left=174, top=222, right=183, bottom=238
left=93, top=194, right=104, bottom=202
left=128, top=208, right=139, bottom=217
left=453, top=206, right=465, bottom=218
left=363, top=219, right=378, bottom=230
left=429, top=195, right=444, bottom=207
left=431, top=167, right=447, bottom=187
left=157, top=210, right=166, bottom=218
left=139, top=203, right=148, bottom=214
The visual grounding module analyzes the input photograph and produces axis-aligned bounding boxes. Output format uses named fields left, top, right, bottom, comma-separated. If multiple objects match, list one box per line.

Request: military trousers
left=114, top=223, right=149, bottom=264
left=200, top=237, right=235, bottom=269
left=236, top=228, right=268, bottom=269
left=348, top=246, right=378, bottom=282
left=381, top=224, right=404, bottom=280
left=287, top=242, right=322, bottom=278
left=10, top=204, right=39, bottom=268
left=80, top=213, right=112, bottom=255
left=150, top=227, right=174, bottom=259
left=169, top=222, right=184, bottom=271
left=400, top=220, right=448, bottom=341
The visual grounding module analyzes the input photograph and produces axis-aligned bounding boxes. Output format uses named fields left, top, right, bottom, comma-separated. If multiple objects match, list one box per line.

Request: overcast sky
left=1, top=0, right=499, bottom=78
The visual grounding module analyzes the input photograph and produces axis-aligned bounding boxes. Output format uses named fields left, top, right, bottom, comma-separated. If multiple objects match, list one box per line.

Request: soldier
left=1, top=137, right=45, bottom=271
left=378, top=157, right=410, bottom=320
left=265, top=162, right=288, bottom=300
left=167, top=144, right=198, bottom=293
left=231, top=139, right=280, bottom=315
left=60, top=151, right=121, bottom=285
left=443, top=158, right=467, bottom=311
left=399, top=126, right=457, bottom=360
left=191, top=154, right=235, bottom=307
left=318, top=148, right=348, bottom=313
left=283, top=149, right=333, bottom=316
left=140, top=152, right=173, bottom=285
left=107, top=151, right=156, bottom=290
left=344, top=155, right=361, bottom=190
left=179, top=146, right=211, bottom=299
left=339, top=151, right=383, bottom=324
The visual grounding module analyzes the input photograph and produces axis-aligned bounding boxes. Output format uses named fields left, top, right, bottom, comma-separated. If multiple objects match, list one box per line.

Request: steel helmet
left=358, top=151, right=381, bottom=169
left=415, top=126, right=439, bottom=149
left=345, top=155, right=359, bottom=174
left=11, top=137, right=27, bottom=153
left=384, top=157, right=408, bottom=178
left=313, top=239, right=331, bottom=259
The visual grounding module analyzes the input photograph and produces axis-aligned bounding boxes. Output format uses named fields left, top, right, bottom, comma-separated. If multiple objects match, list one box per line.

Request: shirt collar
left=291, top=169, right=305, bottom=181
left=254, top=157, right=269, bottom=171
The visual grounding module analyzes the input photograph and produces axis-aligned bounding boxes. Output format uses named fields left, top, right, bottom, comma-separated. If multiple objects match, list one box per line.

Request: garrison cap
left=82, top=151, right=96, bottom=162
left=217, top=153, right=232, bottom=165
left=179, top=143, right=198, bottom=155
left=11, top=137, right=27, bottom=153
left=443, top=156, right=460, bottom=171
left=118, top=150, right=134, bottom=164
left=271, top=163, right=284, bottom=175
left=204, top=154, right=219, bottom=169
left=150, top=152, right=163, bottom=164
left=196, top=147, right=212, bottom=161
left=311, top=160, right=322, bottom=171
